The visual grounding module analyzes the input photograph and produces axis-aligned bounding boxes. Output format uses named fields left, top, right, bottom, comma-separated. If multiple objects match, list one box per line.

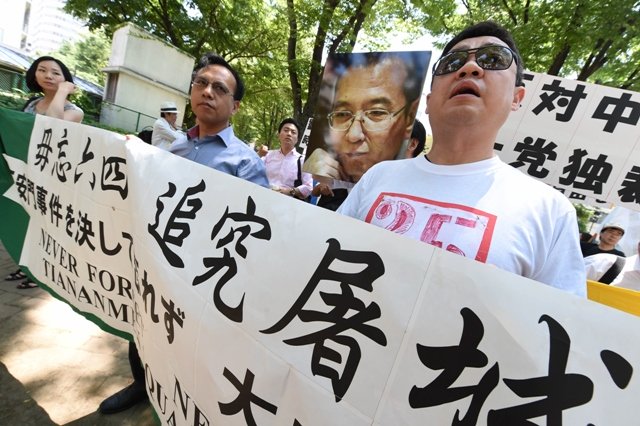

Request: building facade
left=0, top=0, right=86, bottom=54
left=101, top=23, right=193, bottom=132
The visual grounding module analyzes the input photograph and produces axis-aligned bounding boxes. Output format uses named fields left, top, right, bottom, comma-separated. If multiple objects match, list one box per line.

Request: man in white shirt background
left=151, top=101, right=183, bottom=150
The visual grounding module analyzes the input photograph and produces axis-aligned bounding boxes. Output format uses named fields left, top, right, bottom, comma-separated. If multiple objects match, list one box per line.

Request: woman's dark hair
left=25, top=56, right=74, bottom=92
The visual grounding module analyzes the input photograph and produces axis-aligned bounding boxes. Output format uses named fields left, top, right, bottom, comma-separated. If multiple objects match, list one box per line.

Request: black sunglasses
left=433, top=45, right=516, bottom=77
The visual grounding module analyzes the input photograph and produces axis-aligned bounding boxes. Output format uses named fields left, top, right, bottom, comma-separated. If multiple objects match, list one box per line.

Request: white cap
left=601, top=223, right=625, bottom=235
left=160, top=101, right=179, bottom=113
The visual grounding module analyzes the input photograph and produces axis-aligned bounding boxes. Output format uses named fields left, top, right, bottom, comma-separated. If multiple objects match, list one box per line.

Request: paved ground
left=0, top=240, right=155, bottom=425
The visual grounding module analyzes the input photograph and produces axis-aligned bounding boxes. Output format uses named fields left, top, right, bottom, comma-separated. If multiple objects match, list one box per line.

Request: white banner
left=497, top=71, right=640, bottom=211
left=4, top=115, right=640, bottom=424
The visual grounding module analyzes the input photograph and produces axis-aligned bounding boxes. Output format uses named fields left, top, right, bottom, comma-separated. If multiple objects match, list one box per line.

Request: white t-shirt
left=584, top=253, right=620, bottom=282
left=338, top=155, right=586, bottom=296
left=612, top=254, right=640, bottom=290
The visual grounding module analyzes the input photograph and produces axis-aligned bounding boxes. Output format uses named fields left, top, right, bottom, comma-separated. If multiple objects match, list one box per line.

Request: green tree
left=285, top=0, right=428, bottom=126
left=49, top=30, right=111, bottom=121
left=574, top=202, right=593, bottom=233
left=414, top=0, right=640, bottom=91
left=63, top=0, right=427, bottom=141
left=64, top=0, right=293, bottom=142
left=54, top=30, right=111, bottom=86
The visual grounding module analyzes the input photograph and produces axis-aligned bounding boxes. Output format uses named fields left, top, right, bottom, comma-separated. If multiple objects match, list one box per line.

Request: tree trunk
left=286, top=0, right=302, bottom=119
left=547, top=44, right=570, bottom=76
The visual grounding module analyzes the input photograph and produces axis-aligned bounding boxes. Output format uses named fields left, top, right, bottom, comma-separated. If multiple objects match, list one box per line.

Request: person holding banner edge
left=338, top=21, right=586, bottom=296
left=99, top=53, right=268, bottom=415
left=5, top=56, right=84, bottom=290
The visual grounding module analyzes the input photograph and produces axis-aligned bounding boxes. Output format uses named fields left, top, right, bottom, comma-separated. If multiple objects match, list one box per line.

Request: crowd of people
left=5, top=19, right=635, bottom=416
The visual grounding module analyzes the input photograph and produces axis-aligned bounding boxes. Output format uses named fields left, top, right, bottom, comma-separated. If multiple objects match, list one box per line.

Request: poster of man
left=303, top=50, right=431, bottom=183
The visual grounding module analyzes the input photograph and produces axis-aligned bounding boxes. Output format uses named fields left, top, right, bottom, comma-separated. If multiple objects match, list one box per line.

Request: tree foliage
left=574, top=202, right=594, bottom=233
left=63, top=0, right=426, bottom=143
left=64, top=0, right=291, bottom=143
left=285, top=0, right=427, bottom=126
left=62, top=0, right=640, bottom=144
left=54, top=30, right=111, bottom=86
left=414, top=0, right=640, bottom=91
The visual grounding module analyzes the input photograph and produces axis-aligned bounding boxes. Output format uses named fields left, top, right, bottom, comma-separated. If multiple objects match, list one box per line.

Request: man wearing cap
left=581, top=224, right=626, bottom=257
left=338, top=21, right=585, bottom=296
left=151, top=101, right=183, bottom=150
left=582, top=225, right=627, bottom=284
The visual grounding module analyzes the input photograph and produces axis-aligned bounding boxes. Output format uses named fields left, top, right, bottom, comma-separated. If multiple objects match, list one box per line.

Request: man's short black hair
left=278, top=118, right=300, bottom=134
left=193, top=52, right=245, bottom=101
left=410, top=119, right=427, bottom=158
left=441, top=21, right=524, bottom=87
left=25, top=56, right=74, bottom=93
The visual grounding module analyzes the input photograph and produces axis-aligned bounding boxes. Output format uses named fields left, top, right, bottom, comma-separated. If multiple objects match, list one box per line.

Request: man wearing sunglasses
left=338, top=21, right=585, bottom=296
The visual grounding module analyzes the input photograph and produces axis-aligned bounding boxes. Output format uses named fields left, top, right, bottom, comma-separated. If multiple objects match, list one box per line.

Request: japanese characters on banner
left=2, top=112, right=640, bottom=425
left=496, top=71, right=640, bottom=210
left=3, top=122, right=135, bottom=335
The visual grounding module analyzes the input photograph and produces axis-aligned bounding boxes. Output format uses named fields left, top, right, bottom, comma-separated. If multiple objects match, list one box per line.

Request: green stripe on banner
left=0, top=107, right=133, bottom=341
left=0, top=108, right=33, bottom=262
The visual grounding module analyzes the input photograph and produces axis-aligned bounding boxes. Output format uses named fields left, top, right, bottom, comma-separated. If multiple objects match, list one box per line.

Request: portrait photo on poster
left=303, top=50, right=431, bottom=184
